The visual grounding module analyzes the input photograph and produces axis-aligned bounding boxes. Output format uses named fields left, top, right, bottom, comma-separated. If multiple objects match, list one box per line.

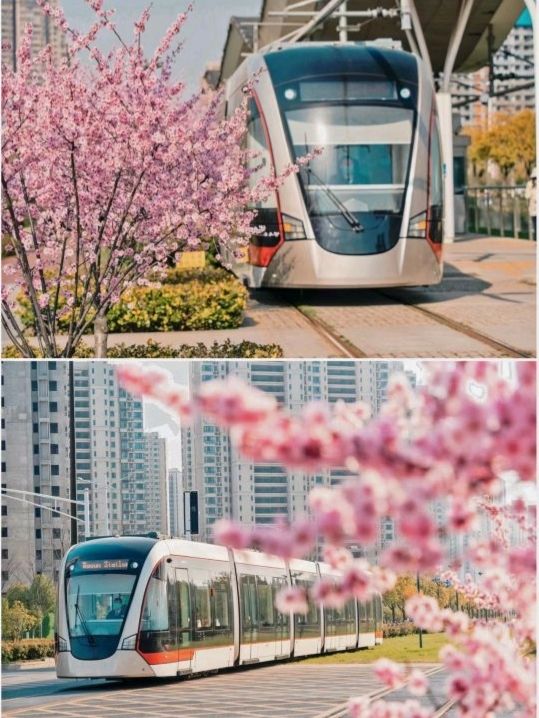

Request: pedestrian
left=525, top=167, right=537, bottom=241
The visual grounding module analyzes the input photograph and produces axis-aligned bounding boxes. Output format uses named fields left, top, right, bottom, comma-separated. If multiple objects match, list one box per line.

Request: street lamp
left=76, top=478, right=92, bottom=540
left=416, top=572, right=423, bottom=649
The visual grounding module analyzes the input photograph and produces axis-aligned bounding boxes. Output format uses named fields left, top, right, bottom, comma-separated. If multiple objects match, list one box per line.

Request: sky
left=63, top=0, right=262, bottom=93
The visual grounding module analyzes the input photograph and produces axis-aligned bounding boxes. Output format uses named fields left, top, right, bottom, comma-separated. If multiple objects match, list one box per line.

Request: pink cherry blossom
left=407, top=670, right=428, bottom=697
left=116, top=361, right=537, bottom=718
left=274, top=586, right=309, bottom=615
left=2, top=3, right=305, bottom=357
left=373, top=658, right=406, bottom=689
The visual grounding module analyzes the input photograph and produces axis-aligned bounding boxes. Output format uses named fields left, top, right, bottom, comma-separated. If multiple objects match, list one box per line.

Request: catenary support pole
left=438, top=0, right=476, bottom=243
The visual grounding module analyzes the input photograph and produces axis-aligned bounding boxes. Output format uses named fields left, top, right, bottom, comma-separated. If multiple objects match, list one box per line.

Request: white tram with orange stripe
left=56, top=535, right=382, bottom=679
left=221, top=41, right=444, bottom=289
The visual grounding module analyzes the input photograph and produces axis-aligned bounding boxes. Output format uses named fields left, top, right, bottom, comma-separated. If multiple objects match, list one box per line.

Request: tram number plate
left=80, top=559, right=129, bottom=570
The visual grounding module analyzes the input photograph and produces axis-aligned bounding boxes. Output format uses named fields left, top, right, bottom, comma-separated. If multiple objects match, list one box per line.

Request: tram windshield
left=287, top=105, right=413, bottom=214
left=283, top=104, right=414, bottom=254
left=66, top=573, right=136, bottom=640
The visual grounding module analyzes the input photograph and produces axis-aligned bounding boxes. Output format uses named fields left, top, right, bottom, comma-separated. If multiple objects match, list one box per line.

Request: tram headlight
left=284, top=87, right=297, bottom=101
left=408, top=210, right=428, bottom=238
left=55, top=634, right=69, bottom=652
left=121, top=634, right=137, bottom=650
left=282, top=214, right=306, bottom=241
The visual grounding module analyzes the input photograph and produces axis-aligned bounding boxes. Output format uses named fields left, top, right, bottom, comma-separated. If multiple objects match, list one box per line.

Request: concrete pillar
left=437, top=91, right=455, bottom=243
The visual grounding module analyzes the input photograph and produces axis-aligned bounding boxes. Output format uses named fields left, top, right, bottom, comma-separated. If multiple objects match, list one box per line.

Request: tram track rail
left=286, top=291, right=530, bottom=359
left=377, top=288, right=531, bottom=359
left=315, top=667, right=453, bottom=718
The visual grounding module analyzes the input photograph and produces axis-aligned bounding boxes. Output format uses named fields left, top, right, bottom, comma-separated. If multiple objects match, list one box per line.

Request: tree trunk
left=94, top=308, right=108, bottom=358
left=391, top=606, right=395, bottom=622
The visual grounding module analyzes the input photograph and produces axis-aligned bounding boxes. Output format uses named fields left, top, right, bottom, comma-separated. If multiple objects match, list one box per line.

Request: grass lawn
left=300, top=633, right=447, bottom=665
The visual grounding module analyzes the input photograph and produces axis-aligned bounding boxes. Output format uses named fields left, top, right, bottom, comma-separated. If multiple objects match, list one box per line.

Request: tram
left=222, top=41, right=444, bottom=288
left=55, top=536, right=383, bottom=679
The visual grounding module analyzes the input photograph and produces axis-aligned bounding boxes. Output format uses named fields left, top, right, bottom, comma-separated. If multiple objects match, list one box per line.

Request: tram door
left=174, top=568, right=193, bottom=672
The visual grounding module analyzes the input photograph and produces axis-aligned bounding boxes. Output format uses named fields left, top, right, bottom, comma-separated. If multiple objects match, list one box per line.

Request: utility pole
left=487, top=23, right=495, bottom=128
left=337, top=1, right=348, bottom=42
left=68, top=362, right=78, bottom=545
left=416, top=572, right=423, bottom=648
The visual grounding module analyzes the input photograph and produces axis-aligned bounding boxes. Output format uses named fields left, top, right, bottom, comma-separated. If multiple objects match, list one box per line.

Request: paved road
left=3, top=662, right=443, bottom=718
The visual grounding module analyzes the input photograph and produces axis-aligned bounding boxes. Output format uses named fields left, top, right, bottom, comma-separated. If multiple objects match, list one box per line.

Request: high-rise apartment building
left=181, top=361, right=405, bottom=548
left=452, top=10, right=534, bottom=128
left=144, top=432, right=168, bottom=535
left=1, top=361, right=72, bottom=589
left=2, top=0, right=67, bottom=71
left=1, top=361, right=168, bottom=590
left=72, top=363, right=122, bottom=537
left=168, top=468, right=183, bottom=537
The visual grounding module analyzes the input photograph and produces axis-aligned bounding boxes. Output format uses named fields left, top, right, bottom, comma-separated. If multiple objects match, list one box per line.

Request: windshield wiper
left=74, top=585, right=96, bottom=646
left=304, top=166, right=364, bottom=234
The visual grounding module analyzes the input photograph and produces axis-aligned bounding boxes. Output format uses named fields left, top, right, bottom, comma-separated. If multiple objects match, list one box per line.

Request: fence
left=464, top=185, right=532, bottom=239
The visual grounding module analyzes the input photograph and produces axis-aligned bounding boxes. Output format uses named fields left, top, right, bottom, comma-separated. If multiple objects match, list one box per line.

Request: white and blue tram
left=222, top=42, right=444, bottom=288
left=56, top=536, right=383, bottom=679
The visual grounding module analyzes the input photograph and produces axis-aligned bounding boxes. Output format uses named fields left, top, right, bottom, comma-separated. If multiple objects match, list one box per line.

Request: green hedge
left=2, top=639, right=54, bottom=663
left=3, top=339, right=283, bottom=359
left=17, top=267, right=247, bottom=334
left=381, top=622, right=417, bottom=638
left=107, top=277, right=247, bottom=332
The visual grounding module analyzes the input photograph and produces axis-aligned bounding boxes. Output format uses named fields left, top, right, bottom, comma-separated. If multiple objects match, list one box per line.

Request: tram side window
left=326, top=601, right=354, bottom=636
left=247, top=99, right=271, bottom=189
left=189, top=563, right=234, bottom=646
left=239, top=566, right=289, bottom=642
left=292, top=572, right=320, bottom=639
left=191, top=568, right=212, bottom=630
left=139, top=564, right=170, bottom=653
left=429, top=111, right=443, bottom=243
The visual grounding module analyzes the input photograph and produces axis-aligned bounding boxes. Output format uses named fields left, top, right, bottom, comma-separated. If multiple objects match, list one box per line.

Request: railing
left=464, top=185, right=532, bottom=239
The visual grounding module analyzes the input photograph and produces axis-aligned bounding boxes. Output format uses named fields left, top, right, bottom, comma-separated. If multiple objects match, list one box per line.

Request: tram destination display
left=79, top=559, right=129, bottom=571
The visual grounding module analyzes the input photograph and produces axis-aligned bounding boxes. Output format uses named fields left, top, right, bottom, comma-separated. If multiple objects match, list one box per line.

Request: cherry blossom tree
left=117, top=360, right=536, bottom=718
left=2, top=1, right=303, bottom=357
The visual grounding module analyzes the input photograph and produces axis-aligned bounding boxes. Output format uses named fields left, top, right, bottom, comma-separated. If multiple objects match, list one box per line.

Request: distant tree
left=5, top=582, right=30, bottom=608
left=28, top=575, right=56, bottom=638
left=420, top=576, right=451, bottom=609
left=464, top=110, right=536, bottom=184
left=383, top=574, right=416, bottom=622
left=1, top=598, right=39, bottom=641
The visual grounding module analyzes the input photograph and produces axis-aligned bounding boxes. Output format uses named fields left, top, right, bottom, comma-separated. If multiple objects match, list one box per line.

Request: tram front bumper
left=56, top=650, right=156, bottom=679
left=261, top=237, right=443, bottom=289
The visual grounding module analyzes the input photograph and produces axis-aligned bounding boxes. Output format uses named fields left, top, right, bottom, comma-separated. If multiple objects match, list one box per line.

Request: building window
left=35, top=529, right=41, bottom=539
left=49, top=402, right=58, bottom=412
left=51, top=465, right=60, bottom=477
left=50, top=423, right=59, bottom=434
left=35, top=508, right=41, bottom=517
left=53, top=549, right=62, bottom=560
left=1, top=527, right=8, bottom=538
left=51, top=486, right=60, bottom=496
left=52, top=528, right=61, bottom=539
left=49, top=380, right=58, bottom=391
left=36, top=550, right=42, bottom=561
left=1, top=505, right=7, bottom=516
left=2, top=571, right=8, bottom=583
left=1, top=549, right=8, bottom=559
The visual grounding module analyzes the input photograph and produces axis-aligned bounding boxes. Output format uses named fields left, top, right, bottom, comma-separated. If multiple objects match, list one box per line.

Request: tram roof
left=246, top=0, right=524, bottom=75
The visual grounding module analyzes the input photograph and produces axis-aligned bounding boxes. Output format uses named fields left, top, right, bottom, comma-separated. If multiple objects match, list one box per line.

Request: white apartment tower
left=181, top=361, right=404, bottom=546
left=2, top=0, right=68, bottom=71
left=1, top=362, right=168, bottom=590
left=168, top=468, right=183, bottom=537
left=1, top=361, right=72, bottom=589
